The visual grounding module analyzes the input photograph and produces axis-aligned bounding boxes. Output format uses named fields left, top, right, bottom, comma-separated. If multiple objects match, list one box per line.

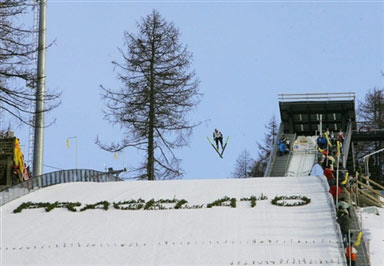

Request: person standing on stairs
left=337, top=208, right=352, bottom=247
left=345, top=243, right=357, bottom=266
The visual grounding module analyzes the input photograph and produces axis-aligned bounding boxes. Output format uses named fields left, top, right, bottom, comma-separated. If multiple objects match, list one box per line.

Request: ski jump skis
left=207, top=136, right=229, bottom=158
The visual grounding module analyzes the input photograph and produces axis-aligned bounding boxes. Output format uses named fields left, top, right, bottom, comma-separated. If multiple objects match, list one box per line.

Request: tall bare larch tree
left=99, top=10, right=200, bottom=180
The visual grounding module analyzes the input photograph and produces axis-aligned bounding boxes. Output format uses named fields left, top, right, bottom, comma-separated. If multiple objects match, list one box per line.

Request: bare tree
left=232, top=149, right=254, bottom=178
left=358, top=88, right=384, bottom=129
left=0, top=1, right=59, bottom=127
left=251, top=115, right=279, bottom=176
left=98, top=10, right=200, bottom=180
left=356, top=88, right=384, bottom=184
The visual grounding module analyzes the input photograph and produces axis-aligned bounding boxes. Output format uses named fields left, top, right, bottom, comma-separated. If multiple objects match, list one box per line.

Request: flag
left=324, top=132, right=333, bottom=147
left=336, top=141, right=341, bottom=157
left=341, top=172, right=349, bottom=185
left=66, top=139, right=70, bottom=149
left=354, top=232, right=363, bottom=246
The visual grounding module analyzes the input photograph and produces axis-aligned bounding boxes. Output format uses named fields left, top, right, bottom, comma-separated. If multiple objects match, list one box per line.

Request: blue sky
left=11, top=1, right=384, bottom=179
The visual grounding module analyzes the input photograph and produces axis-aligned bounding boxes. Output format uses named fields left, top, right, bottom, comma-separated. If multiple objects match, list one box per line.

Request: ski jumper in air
left=207, top=129, right=229, bottom=158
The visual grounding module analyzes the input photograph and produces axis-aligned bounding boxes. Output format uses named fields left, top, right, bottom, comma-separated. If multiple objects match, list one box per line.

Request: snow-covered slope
left=286, top=136, right=318, bottom=177
left=0, top=176, right=345, bottom=266
left=286, top=152, right=316, bottom=177
left=359, top=207, right=384, bottom=266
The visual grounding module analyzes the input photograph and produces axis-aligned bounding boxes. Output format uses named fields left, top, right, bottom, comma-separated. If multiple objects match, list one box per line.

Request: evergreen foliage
left=113, top=199, right=145, bottom=210
left=174, top=199, right=188, bottom=209
left=241, top=196, right=257, bottom=207
left=271, top=195, right=311, bottom=207
left=251, top=115, right=279, bottom=176
left=207, top=196, right=236, bottom=208
left=12, top=194, right=310, bottom=213
left=13, top=201, right=81, bottom=213
left=240, top=194, right=268, bottom=207
left=230, top=198, right=236, bottom=208
left=80, top=201, right=110, bottom=212
left=144, top=199, right=155, bottom=210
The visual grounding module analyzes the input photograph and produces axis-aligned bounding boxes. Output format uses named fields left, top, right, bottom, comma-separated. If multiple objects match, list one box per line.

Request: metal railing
left=355, top=174, right=384, bottom=208
left=343, top=120, right=353, bottom=168
left=281, top=133, right=296, bottom=177
left=317, top=175, right=348, bottom=266
left=0, top=169, right=123, bottom=206
left=355, top=121, right=384, bottom=133
left=278, top=92, right=355, bottom=102
left=264, top=123, right=284, bottom=177
left=348, top=209, right=371, bottom=266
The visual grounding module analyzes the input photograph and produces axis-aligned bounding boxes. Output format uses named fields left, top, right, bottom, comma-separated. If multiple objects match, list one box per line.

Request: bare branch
left=98, top=10, right=200, bottom=180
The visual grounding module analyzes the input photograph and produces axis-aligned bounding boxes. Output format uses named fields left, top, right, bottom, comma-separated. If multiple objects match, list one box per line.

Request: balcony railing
left=278, top=92, right=355, bottom=102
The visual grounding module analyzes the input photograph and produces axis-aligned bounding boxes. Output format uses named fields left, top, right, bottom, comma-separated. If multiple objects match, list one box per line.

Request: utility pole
left=33, top=0, right=47, bottom=178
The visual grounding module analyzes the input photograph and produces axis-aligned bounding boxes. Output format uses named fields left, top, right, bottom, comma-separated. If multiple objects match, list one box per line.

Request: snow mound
left=1, top=176, right=345, bottom=266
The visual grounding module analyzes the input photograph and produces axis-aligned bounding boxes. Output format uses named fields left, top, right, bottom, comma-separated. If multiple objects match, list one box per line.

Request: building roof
left=278, top=93, right=356, bottom=136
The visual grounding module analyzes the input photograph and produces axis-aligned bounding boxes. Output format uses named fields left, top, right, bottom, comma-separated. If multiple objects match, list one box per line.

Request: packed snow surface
left=359, top=207, right=384, bottom=266
left=287, top=136, right=318, bottom=177
left=286, top=152, right=316, bottom=177
left=1, top=176, right=346, bottom=265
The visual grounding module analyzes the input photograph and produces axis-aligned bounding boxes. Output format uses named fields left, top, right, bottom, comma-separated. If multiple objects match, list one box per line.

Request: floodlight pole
left=33, top=0, right=47, bottom=178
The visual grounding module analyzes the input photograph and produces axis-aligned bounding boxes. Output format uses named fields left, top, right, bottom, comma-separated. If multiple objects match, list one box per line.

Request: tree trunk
left=147, top=80, right=155, bottom=180
left=147, top=85, right=155, bottom=180
left=147, top=25, right=156, bottom=181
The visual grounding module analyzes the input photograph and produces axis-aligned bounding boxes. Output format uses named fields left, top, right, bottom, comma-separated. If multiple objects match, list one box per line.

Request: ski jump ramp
left=286, top=136, right=318, bottom=177
left=0, top=177, right=346, bottom=265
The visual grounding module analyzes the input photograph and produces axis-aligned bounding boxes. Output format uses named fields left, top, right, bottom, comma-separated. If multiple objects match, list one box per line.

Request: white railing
left=264, top=123, right=284, bottom=177
left=282, top=133, right=296, bottom=176
left=278, top=92, right=355, bottom=102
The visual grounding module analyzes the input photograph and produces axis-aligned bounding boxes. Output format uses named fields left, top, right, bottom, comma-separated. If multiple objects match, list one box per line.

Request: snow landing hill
left=1, top=176, right=345, bottom=266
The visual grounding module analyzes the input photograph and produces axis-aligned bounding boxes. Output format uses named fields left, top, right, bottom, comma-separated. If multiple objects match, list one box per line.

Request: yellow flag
left=113, top=153, right=118, bottom=159
left=354, top=232, right=363, bottom=247
left=341, top=172, right=349, bottom=185
left=66, top=139, right=70, bottom=149
left=324, top=133, right=333, bottom=147
left=336, top=141, right=341, bottom=157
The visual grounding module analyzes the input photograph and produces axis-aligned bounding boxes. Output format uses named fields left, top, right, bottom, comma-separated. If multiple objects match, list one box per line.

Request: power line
left=43, top=164, right=63, bottom=170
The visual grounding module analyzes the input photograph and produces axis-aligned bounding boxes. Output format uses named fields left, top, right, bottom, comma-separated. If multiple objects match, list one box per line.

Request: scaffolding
left=26, top=1, right=40, bottom=173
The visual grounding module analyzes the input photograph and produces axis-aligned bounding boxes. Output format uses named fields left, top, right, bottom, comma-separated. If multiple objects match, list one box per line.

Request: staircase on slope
left=269, top=134, right=295, bottom=177
left=340, top=122, right=370, bottom=266
left=349, top=207, right=371, bottom=266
